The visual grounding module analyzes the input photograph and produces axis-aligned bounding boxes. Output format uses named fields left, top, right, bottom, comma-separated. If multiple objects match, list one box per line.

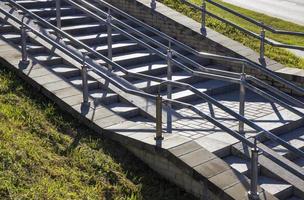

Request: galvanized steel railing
left=1, top=1, right=304, bottom=197
left=151, top=0, right=304, bottom=63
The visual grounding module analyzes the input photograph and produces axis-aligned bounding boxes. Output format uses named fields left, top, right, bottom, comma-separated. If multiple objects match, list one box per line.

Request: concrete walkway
left=222, top=0, right=304, bottom=58
left=222, top=0, right=304, bottom=26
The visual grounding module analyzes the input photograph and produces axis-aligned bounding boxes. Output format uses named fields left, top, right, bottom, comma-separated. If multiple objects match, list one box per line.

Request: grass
left=159, top=0, right=304, bottom=69
left=0, top=65, right=196, bottom=200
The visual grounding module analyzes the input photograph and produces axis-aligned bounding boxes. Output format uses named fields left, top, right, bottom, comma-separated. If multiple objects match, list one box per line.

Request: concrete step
left=33, top=54, right=62, bottom=66
left=1, top=33, right=21, bottom=43
left=108, top=102, right=140, bottom=118
left=131, top=71, right=201, bottom=93
left=258, top=176, right=293, bottom=199
left=223, top=155, right=293, bottom=199
left=294, top=157, right=304, bottom=168
left=16, top=0, right=61, bottom=9
left=263, top=127, right=304, bottom=161
left=48, top=23, right=106, bottom=35
left=286, top=195, right=304, bottom=200
left=0, top=23, right=14, bottom=34
left=28, top=6, right=82, bottom=18
left=69, top=76, right=100, bottom=91
left=89, top=89, right=119, bottom=105
left=48, top=15, right=91, bottom=27
left=97, top=50, right=161, bottom=68
left=64, top=32, right=124, bottom=46
left=165, top=80, right=237, bottom=104
left=79, top=41, right=141, bottom=57
left=50, top=64, right=80, bottom=78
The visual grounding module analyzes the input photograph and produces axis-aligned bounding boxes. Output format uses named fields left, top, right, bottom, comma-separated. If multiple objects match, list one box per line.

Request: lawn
left=159, top=0, right=304, bottom=69
left=0, top=65, right=196, bottom=200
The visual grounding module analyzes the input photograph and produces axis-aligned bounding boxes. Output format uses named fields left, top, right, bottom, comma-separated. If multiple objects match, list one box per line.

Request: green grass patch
left=159, top=0, right=304, bottom=69
left=0, top=65, right=196, bottom=200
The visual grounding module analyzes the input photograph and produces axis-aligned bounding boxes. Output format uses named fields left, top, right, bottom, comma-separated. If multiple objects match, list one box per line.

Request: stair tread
left=108, top=103, right=138, bottom=113
left=223, top=155, right=250, bottom=174
left=259, top=176, right=292, bottom=196
left=264, top=127, right=304, bottom=156
left=97, top=51, right=153, bottom=65
left=89, top=89, right=117, bottom=99
left=115, top=61, right=167, bottom=76
left=166, top=80, right=232, bottom=100
left=79, top=41, right=138, bottom=53
left=132, top=72, right=191, bottom=89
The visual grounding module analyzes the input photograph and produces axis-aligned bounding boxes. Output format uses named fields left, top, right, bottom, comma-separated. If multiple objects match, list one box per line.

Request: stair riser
left=172, top=84, right=238, bottom=104
left=0, top=24, right=14, bottom=34
left=113, top=54, right=162, bottom=68
left=50, top=25, right=107, bottom=36
left=119, top=108, right=139, bottom=118
left=48, top=16, right=93, bottom=27
left=52, top=68, right=80, bottom=78
left=86, top=43, right=142, bottom=58
left=141, top=75, right=204, bottom=94
left=16, top=1, right=67, bottom=9
left=94, top=94, right=119, bottom=105
left=30, top=8, right=83, bottom=18
left=70, top=33, right=126, bottom=46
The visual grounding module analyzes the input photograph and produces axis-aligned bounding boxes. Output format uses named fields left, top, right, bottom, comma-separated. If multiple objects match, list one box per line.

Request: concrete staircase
left=0, top=0, right=304, bottom=199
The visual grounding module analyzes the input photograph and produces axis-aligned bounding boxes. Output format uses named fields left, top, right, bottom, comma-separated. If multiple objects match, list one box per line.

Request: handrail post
left=239, top=64, right=246, bottom=134
left=56, top=0, right=61, bottom=29
left=20, top=16, right=29, bottom=66
left=248, top=139, right=260, bottom=200
left=201, top=0, right=207, bottom=35
left=81, top=53, right=89, bottom=106
left=106, top=9, right=113, bottom=71
left=150, top=0, right=156, bottom=10
left=167, top=46, right=173, bottom=133
left=155, top=94, right=164, bottom=147
left=259, top=25, right=265, bottom=65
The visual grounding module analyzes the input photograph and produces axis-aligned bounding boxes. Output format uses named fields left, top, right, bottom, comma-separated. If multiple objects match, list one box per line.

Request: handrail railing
left=6, top=0, right=304, bottom=157
left=74, top=0, right=304, bottom=109
left=93, top=0, right=304, bottom=101
left=1, top=2, right=304, bottom=196
left=152, top=0, right=304, bottom=63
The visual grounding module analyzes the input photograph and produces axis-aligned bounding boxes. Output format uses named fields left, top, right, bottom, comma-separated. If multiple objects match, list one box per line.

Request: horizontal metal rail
left=72, top=0, right=304, bottom=108
left=177, top=0, right=304, bottom=61
left=6, top=0, right=304, bottom=156
left=92, top=0, right=304, bottom=100
left=1, top=2, right=304, bottom=179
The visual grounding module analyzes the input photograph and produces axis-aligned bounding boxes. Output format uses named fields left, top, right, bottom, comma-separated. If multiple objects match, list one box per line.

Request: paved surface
left=222, top=0, right=304, bottom=26
left=222, top=0, right=304, bottom=58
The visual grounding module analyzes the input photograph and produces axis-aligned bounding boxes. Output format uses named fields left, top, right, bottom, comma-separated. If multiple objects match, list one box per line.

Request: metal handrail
left=6, top=0, right=304, bottom=156
left=73, top=0, right=304, bottom=109
left=167, top=0, right=304, bottom=60
left=1, top=1, right=304, bottom=192
left=92, top=0, right=304, bottom=101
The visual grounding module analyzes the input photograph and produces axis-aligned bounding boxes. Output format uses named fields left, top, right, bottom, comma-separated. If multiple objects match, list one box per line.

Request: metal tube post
left=150, top=0, right=156, bottom=10
left=106, top=9, right=113, bottom=71
left=82, top=53, right=89, bottom=105
left=155, top=94, right=164, bottom=147
left=20, top=16, right=29, bottom=66
left=56, top=0, right=61, bottom=29
left=201, top=0, right=207, bottom=35
left=239, top=64, right=246, bottom=134
left=259, top=26, right=265, bottom=65
left=248, top=139, right=260, bottom=200
left=167, top=48, right=173, bottom=133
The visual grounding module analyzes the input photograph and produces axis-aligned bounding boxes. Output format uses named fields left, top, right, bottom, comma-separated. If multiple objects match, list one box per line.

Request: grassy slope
left=0, top=66, right=196, bottom=200
left=160, top=0, right=304, bottom=69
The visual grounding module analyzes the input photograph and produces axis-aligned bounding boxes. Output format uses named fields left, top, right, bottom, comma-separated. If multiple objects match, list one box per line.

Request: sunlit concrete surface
left=222, top=0, right=304, bottom=26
